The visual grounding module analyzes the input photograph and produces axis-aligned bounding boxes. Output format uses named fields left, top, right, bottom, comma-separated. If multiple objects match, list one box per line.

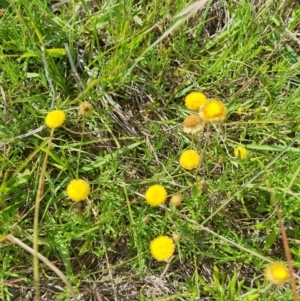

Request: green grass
left=0, top=0, right=300, bottom=300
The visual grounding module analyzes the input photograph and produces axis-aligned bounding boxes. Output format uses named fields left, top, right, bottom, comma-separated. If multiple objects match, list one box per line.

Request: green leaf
left=83, top=141, right=142, bottom=171
left=20, top=52, right=39, bottom=58
left=26, top=72, right=39, bottom=78
left=228, top=270, right=238, bottom=298
left=242, top=294, right=260, bottom=301
left=43, top=149, right=67, bottom=170
left=264, top=230, right=277, bottom=250
left=213, top=265, right=221, bottom=290
left=0, top=235, right=7, bottom=242
left=87, top=78, right=100, bottom=89
left=247, top=144, right=300, bottom=153
left=46, top=48, right=66, bottom=57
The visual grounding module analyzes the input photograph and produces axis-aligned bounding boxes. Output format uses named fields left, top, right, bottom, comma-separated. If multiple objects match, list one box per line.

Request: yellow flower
left=184, top=92, right=207, bottom=111
left=264, top=262, right=289, bottom=286
left=234, top=146, right=247, bottom=160
left=199, top=99, right=227, bottom=123
left=145, top=184, right=167, bottom=206
left=45, top=110, right=66, bottom=129
left=66, top=179, right=90, bottom=202
left=183, top=114, right=205, bottom=134
left=150, top=236, right=175, bottom=261
left=179, top=150, right=201, bottom=170
left=78, top=101, right=93, bottom=116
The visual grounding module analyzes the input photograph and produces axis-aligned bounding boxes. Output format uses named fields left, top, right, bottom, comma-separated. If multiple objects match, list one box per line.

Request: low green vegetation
left=0, top=0, right=300, bottom=300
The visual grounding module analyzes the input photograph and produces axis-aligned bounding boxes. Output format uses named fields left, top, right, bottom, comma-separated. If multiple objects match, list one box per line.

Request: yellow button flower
left=234, top=146, right=247, bottom=160
left=145, top=184, right=167, bottom=206
left=264, top=262, right=289, bottom=286
left=150, top=236, right=175, bottom=261
left=183, top=114, right=205, bottom=134
left=179, top=150, right=201, bottom=170
left=66, top=179, right=90, bottom=202
left=199, top=99, right=227, bottom=123
left=45, top=110, right=66, bottom=129
left=184, top=92, right=207, bottom=111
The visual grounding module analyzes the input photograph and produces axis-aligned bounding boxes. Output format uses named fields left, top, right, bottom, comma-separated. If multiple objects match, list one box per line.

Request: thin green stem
left=33, top=128, right=54, bottom=301
left=123, top=184, right=142, bottom=271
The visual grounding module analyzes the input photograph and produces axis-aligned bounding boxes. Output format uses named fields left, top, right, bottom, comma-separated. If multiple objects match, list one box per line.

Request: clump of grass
left=0, top=0, right=300, bottom=300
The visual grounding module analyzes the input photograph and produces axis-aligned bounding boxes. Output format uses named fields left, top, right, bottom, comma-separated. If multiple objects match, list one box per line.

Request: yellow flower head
left=183, top=114, right=205, bottom=134
left=145, top=184, right=167, bottom=206
left=66, top=179, right=90, bottom=202
left=45, top=110, right=66, bottom=129
left=179, top=150, right=201, bottom=170
left=199, top=99, right=227, bottom=123
left=234, top=146, right=247, bottom=160
left=78, top=101, right=93, bottom=116
left=184, top=92, right=207, bottom=111
left=264, top=262, right=289, bottom=286
left=150, top=235, right=175, bottom=261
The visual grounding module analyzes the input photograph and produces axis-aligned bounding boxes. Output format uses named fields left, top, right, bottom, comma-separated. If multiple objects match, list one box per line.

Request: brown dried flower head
left=170, top=193, right=182, bottom=207
left=197, top=179, right=207, bottom=193
left=172, top=233, right=181, bottom=242
left=0, top=8, right=5, bottom=19
left=142, top=216, right=149, bottom=223
left=183, top=114, right=205, bottom=134
left=79, top=101, right=93, bottom=116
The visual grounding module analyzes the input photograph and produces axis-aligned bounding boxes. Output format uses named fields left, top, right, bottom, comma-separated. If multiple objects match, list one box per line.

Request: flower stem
left=7, top=234, right=77, bottom=300
left=33, top=128, right=54, bottom=301
left=267, top=180, right=299, bottom=301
